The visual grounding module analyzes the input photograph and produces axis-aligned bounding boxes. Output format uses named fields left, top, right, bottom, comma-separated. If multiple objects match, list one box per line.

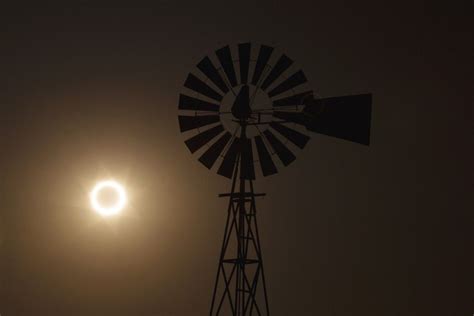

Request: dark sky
left=0, top=1, right=472, bottom=315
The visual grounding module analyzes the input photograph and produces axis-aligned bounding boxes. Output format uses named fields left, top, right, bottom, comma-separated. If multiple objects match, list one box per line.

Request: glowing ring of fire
left=90, top=180, right=127, bottom=216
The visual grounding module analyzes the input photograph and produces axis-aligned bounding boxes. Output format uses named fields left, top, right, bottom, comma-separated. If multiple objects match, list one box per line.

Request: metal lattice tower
left=210, top=129, right=270, bottom=315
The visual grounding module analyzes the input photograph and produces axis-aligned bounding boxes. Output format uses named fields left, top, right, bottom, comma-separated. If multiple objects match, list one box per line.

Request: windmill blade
left=254, top=136, right=278, bottom=176
left=263, top=130, right=296, bottom=166
left=216, top=45, right=238, bottom=87
left=273, top=111, right=306, bottom=125
left=217, top=137, right=241, bottom=178
left=268, top=70, right=307, bottom=98
left=184, top=124, right=225, bottom=153
left=179, top=94, right=220, bottom=112
left=178, top=115, right=220, bottom=132
left=269, top=122, right=310, bottom=149
left=272, top=91, right=313, bottom=107
left=184, top=73, right=223, bottom=102
left=303, top=94, right=372, bottom=145
left=238, top=43, right=251, bottom=84
left=240, top=138, right=255, bottom=180
left=251, top=45, right=273, bottom=85
left=260, top=54, right=293, bottom=91
left=199, top=132, right=232, bottom=169
left=197, top=56, right=230, bottom=94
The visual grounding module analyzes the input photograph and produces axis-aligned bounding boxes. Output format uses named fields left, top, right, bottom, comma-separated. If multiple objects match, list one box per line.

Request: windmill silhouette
left=178, top=43, right=372, bottom=315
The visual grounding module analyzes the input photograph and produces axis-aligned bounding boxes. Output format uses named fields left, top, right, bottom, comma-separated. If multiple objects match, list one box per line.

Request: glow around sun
left=90, top=180, right=127, bottom=217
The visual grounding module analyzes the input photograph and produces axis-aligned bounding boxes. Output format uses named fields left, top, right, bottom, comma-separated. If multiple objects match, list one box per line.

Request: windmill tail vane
left=302, top=93, right=372, bottom=145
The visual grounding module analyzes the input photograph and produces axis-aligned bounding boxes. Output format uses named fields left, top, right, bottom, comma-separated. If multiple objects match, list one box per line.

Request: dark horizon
left=1, top=2, right=472, bottom=315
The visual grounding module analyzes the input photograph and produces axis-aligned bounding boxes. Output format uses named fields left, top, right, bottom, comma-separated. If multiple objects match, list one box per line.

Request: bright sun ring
left=90, top=180, right=127, bottom=216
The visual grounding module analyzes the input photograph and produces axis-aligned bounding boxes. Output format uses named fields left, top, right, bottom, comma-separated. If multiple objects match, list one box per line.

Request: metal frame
left=209, top=155, right=270, bottom=315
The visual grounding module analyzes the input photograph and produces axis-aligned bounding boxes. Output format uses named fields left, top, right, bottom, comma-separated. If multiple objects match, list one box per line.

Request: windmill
left=178, top=43, right=372, bottom=315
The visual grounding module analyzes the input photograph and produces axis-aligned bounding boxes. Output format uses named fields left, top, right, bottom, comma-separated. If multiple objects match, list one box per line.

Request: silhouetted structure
left=178, top=43, right=372, bottom=315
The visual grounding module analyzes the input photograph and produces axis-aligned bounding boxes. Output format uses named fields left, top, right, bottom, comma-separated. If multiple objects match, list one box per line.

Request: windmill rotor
left=178, top=43, right=315, bottom=180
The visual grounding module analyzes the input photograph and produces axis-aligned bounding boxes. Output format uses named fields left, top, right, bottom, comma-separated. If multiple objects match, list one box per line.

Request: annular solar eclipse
left=90, top=180, right=127, bottom=216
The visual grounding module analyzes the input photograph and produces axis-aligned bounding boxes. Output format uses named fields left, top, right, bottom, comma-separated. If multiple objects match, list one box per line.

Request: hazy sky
left=0, top=2, right=472, bottom=315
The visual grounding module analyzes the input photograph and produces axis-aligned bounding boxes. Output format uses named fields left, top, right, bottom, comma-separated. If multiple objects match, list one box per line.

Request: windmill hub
left=231, top=85, right=252, bottom=121
left=220, top=84, right=272, bottom=138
